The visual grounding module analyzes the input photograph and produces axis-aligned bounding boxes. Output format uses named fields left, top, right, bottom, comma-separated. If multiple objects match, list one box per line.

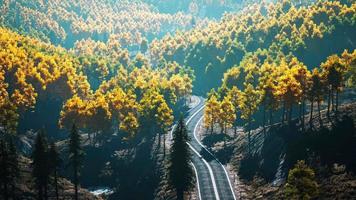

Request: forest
left=0, top=0, right=355, bottom=200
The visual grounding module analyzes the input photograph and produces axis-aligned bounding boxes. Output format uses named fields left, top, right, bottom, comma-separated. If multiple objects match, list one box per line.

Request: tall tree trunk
left=3, top=183, right=8, bottom=200
left=74, top=164, right=79, bottom=200
left=331, top=88, right=334, bottom=111
left=302, top=99, right=305, bottom=130
left=288, top=104, right=293, bottom=124
left=317, top=101, right=322, bottom=122
left=248, top=116, right=251, bottom=155
left=55, top=170, right=59, bottom=200
left=327, top=87, right=331, bottom=116
left=11, top=183, right=15, bottom=200
left=177, top=189, right=184, bottom=200
left=263, top=103, right=266, bottom=138
left=38, top=185, right=43, bottom=200
left=158, top=132, right=161, bottom=150
left=163, top=132, right=166, bottom=158
left=299, top=102, right=302, bottom=121
left=309, top=99, right=314, bottom=125
left=336, top=89, right=339, bottom=115
left=210, top=119, right=214, bottom=135
left=44, top=182, right=48, bottom=200
left=282, top=101, right=286, bottom=123
left=269, top=109, right=273, bottom=126
left=88, top=133, right=92, bottom=144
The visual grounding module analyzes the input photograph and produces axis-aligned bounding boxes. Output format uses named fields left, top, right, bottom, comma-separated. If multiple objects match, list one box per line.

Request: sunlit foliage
left=150, top=0, right=356, bottom=93
left=0, top=0, right=209, bottom=48
left=0, top=28, right=192, bottom=138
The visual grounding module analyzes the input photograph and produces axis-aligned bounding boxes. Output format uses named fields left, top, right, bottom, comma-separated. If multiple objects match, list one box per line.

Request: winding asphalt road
left=171, top=96, right=236, bottom=200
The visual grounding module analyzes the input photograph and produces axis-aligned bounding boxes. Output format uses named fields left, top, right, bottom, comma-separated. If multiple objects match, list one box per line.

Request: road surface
left=174, top=96, right=237, bottom=200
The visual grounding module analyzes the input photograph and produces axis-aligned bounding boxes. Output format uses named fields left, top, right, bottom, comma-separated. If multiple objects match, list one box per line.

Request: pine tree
left=49, top=142, right=62, bottom=200
left=32, top=130, right=50, bottom=200
left=140, top=38, right=148, bottom=54
left=0, top=139, right=11, bottom=200
left=168, top=118, right=194, bottom=200
left=7, top=139, right=19, bottom=198
left=68, top=124, right=84, bottom=200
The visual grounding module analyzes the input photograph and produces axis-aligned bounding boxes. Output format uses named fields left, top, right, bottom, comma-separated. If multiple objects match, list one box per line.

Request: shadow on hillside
left=202, top=133, right=234, bottom=164
left=286, top=115, right=356, bottom=173
left=237, top=115, right=356, bottom=182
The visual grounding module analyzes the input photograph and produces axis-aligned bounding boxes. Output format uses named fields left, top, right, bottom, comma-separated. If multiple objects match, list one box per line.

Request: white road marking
left=187, top=143, right=202, bottom=158
left=172, top=96, right=236, bottom=200
left=222, top=164, right=237, bottom=200
left=191, top=162, right=202, bottom=200
left=189, top=101, right=220, bottom=200
left=202, top=157, right=220, bottom=200
left=187, top=96, right=202, bottom=112
left=193, top=111, right=237, bottom=200
left=186, top=103, right=205, bottom=125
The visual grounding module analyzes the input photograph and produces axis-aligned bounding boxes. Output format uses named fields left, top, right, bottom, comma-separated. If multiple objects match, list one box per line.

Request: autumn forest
left=0, top=0, right=356, bottom=200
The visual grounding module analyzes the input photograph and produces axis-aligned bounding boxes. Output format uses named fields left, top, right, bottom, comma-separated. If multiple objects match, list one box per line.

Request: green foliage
left=168, top=118, right=194, bottom=200
left=284, top=160, right=319, bottom=200
left=32, top=129, right=50, bottom=200
left=151, top=0, right=356, bottom=94
left=49, top=142, right=61, bottom=200
left=68, top=124, right=84, bottom=200
left=0, top=138, right=19, bottom=199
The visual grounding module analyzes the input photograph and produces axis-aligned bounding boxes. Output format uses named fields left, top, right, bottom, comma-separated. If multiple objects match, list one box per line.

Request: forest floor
left=11, top=156, right=101, bottom=200
left=196, top=102, right=356, bottom=199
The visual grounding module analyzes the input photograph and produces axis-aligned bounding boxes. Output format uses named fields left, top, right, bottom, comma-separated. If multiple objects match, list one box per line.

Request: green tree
left=7, top=139, right=19, bottom=199
left=285, top=160, right=319, bottom=200
left=140, top=38, right=148, bottom=54
left=168, top=118, right=194, bottom=200
left=32, top=130, right=50, bottom=200
left=0, top=139, right=11, bottom=200
left=49, top=142, right=62, bottom=200
left=68, top=124, right=84, bottom=200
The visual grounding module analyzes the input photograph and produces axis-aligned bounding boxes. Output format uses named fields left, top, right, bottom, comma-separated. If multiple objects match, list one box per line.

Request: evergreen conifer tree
left=49, top=142, right=61, bottom=200
left=68, top=124, right=84, bottom=200
left=168, top=118, right=194, bottom=200
left=32, top=130, right=50, bottom=200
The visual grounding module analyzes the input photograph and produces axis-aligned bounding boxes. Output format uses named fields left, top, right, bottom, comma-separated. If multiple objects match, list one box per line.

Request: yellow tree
left=290, top=58, right=311, bottom=129
left=240, top=83, right=261, bottom=154
left=204, top=94, right=220, bottom=134
left=140, top=89, right=173, bottom=157
left=59, top=95, right=88, bottom=131
left=109, top=87, right=139, bottom=137
left=341, top=49, right=356, bottom=87
left=307, top=69, right=325, bottom=125
left=85, top=92, right=112, bottom=144
left=321, top=55, right=347, bottom=115
left=118, top=90, right=140, bottom=137
left=218, top=96, right=236, bottom=135
left=275, top=65, right=303, bottom=124
left=227, top=86, right=242, bottom=135
left=258, top=61, right=279, bottom=132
